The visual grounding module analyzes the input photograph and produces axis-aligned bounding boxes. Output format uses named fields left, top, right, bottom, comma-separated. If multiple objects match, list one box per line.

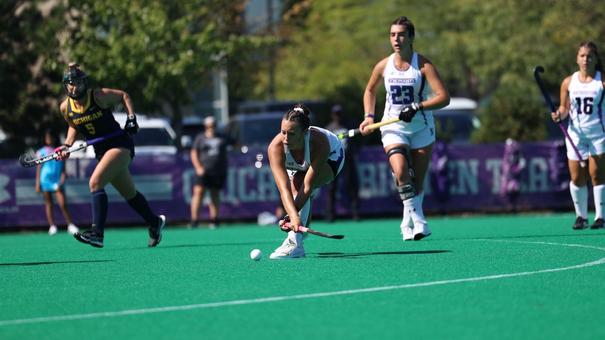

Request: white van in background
left=70, top=113, right=178, bottom=158
left=433, top=97, right=480, bottom=143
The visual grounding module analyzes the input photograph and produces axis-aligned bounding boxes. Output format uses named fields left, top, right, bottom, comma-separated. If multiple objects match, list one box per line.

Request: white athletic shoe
left=67, top=223, right=79, bottom=235
left=413, top=224, right=432, bottom=241
left=402, top=225, right=414, bottom=241
left=270, top=234, right=305, bottom=259
left=48, top=225, right=58, bottom=236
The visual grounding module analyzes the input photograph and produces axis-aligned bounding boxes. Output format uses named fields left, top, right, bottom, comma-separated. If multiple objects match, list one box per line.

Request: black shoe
left=590, top=218, right=604, bottom=229
left=74, top=230, right=104, bottom=248
left=572, top=217, right=589, bottom=230
left=148, top=215, right=166, bottom=247
left=208, top=218, right=220, bottom=229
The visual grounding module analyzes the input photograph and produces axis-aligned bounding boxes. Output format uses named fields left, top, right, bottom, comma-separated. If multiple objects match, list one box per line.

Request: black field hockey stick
left=19, top=130, right=124, bottom=168
left=298, top=226, right=345, bottom=239
left=533, top=66, right=586, bottom=167
left=281, top=220, right=345, bottom=239
left=337, top=117, right=401, bottom=140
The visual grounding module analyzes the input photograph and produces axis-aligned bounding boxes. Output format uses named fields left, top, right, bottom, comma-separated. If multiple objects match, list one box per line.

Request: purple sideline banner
left=0, top=142, right=572, bottom=228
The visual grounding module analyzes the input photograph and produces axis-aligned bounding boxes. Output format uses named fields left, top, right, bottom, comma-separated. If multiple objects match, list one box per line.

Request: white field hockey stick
left=19, top=130, right=124, bottom=167
left=337, top=117, right=401, bottom=140
left=533, top=66, right=586, bottom=167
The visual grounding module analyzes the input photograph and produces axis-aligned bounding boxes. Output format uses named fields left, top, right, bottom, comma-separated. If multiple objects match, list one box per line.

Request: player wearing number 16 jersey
left=358, top=16, right=449, bottom=241
left=551, top=41, right=605, bottom=230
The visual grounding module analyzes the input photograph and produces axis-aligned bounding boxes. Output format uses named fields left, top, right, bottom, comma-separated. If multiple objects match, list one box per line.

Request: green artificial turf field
left=1, top=213, right=604, bottom=340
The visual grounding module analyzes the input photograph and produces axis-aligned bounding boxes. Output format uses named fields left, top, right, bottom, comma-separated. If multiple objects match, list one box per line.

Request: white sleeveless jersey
left=382, top=52, right=433, bottom=133
left=568, top=71, right=605, bottom=135
left=284, top=126, right=342, bottom=172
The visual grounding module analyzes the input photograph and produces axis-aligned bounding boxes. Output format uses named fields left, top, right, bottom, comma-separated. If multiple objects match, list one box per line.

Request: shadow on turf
left=126, top=241, right=277, bottom=250
left=315, top=250, right=450, bottom=258
left=0, top=259, right=113, bottom=267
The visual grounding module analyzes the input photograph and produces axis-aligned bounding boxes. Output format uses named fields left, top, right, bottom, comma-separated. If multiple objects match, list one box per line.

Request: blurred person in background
left=35, top=130, right=79, bottom=236
left=500, top=138, right=525, bottom=212
left=268, top=104, right=344, bottom=259
left=551, top=41, right=605, bottom=230
left=324, top=104, right=360, bottom=221
left=190, top=116, right=229, bottom=228
left=57, top=63, right=165, bottom=248
left=358, top=16, right=450, bottom=241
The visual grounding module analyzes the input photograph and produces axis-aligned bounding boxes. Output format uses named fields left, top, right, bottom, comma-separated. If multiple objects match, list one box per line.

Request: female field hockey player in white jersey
left=267, top=104, right=345, bottom=259
left=358, top=16, right=450, bottom=241
left=551, top=41, right=605, bottom=230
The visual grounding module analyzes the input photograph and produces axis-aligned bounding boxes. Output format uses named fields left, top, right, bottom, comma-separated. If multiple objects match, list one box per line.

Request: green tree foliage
left=271, top=0, right=605, bottom=142
left=2, top=0, right=605, bottom=153
left=0, top=1, right=66, bottom=155
left=51, top=0, right=267, bottom=138
left=0, top=0, right=269, bottom=152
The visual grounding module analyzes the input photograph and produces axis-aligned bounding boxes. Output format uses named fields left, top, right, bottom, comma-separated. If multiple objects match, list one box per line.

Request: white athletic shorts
left=380, top=123, right=436, bottom=149
left=566, top=128, right=605, bottom=160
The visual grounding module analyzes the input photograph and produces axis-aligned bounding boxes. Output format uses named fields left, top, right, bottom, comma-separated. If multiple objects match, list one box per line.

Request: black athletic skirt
left=93, top=133, right=135, bottom=161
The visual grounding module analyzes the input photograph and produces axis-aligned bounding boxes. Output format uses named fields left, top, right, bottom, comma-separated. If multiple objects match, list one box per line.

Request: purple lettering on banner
left=0, top=142, right=572, bottom=228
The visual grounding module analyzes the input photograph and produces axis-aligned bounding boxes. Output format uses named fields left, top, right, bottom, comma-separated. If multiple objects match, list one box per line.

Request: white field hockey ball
left=250, top=249, right=262, bottom=261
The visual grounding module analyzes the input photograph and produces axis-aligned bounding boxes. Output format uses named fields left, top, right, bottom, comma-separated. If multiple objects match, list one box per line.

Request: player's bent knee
left=89, top=179, right=102, bottom=192
left=386, top=146, right=408, bottom=160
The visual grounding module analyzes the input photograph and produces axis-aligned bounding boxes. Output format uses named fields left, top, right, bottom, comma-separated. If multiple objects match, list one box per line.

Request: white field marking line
left=1, top=240, right=604, bottom=327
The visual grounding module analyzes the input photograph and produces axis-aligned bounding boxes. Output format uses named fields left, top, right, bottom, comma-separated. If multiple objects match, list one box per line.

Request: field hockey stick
left=337, top=117, right=401, bottom=140
left=533, top=66, right=586, bottom=167
left=19, top=130, right=124, bottom=168
left=281, top=221, right=345, bottom=239
left=298, top=226, right=345, bottom=239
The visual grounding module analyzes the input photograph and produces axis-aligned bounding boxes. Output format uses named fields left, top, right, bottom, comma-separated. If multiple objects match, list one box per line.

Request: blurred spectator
left=324, top=104, right=360, bottom=221
left=500, top=138, right=526, bottom=210
left=430, top=138, right=450, bottom=211
left=549, top=140, right=569, bottom=192
left=190, top=116, right=229, bottom=228
left=35, top=130, right=79, bottom=235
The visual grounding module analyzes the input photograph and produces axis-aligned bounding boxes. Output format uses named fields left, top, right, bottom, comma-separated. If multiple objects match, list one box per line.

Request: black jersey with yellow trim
left=65, top=89, right=122, bottom=140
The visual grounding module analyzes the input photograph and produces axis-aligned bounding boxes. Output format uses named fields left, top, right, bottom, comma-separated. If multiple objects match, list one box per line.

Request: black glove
left=124, top=115, right=139, bottom=135
left=399, top=103, right=421, bottom=123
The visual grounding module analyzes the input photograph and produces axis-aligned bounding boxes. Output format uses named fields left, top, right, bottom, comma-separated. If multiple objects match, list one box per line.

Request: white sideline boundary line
left=1, top=240, right=604, bottom=327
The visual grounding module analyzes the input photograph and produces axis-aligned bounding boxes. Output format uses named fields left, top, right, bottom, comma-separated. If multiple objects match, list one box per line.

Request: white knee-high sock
left=569, top=182, right=588, bottom=218
left=287, top=190, right=315, bottom=245
left=402, top=191, right=424, bottom=229
left=404, top=192, right=427, bottom=227
left=287, top=230, right=304, bottom=246
left=593, top=184, right=605, bottom=220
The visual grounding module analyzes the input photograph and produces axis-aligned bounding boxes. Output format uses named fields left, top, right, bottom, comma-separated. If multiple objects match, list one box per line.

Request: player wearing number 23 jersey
left=358, top=16, right=450, bottom=242
left=382, top=51, right=434, bottom=135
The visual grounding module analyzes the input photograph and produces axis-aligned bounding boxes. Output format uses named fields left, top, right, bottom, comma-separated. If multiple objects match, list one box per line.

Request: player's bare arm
left=419, top=55, right=450, bottom=110
left=554, top=76, right=572, bottom=122
left=95, top=88, right=135, bottom=116
left=360, top=58, right=387, bottom=135
left=59, top=100, right=78, bottom=146
left=267, top=135, right=301, bottom=227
